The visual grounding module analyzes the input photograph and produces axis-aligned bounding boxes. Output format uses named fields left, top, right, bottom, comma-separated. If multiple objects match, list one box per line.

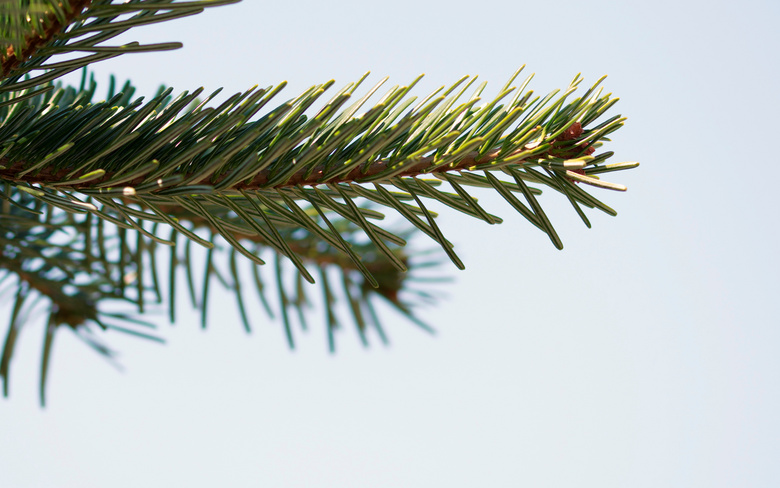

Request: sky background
left=2, top=0, right=779, bottom=486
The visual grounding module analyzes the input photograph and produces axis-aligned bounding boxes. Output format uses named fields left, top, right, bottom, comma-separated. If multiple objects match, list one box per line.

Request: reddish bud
left=557, top=122, right=583, bottom=142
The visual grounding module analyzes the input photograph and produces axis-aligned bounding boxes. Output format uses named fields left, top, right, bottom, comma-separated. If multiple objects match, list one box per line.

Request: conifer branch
left=1, top=0, right=93, bottom=77
left=0, top=0, right=640, bottom=405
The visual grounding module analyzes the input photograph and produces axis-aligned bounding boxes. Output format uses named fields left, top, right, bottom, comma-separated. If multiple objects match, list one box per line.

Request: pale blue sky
left=2, top=0, right=779, bottom=486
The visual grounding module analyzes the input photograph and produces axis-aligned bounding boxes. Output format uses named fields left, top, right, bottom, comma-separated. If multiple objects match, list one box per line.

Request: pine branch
left=0, top=0, right=640, bottom=405
left=0, top=1, right=238, bottom=98
left=1, top=0, right=93, bottom=77
left=0, top=69, right=635, bottom=259
left=1, top=187, right=432, bottom=404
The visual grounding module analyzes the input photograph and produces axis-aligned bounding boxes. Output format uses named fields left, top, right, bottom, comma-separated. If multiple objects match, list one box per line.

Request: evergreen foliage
left=0, top=0, right=638, bottom=405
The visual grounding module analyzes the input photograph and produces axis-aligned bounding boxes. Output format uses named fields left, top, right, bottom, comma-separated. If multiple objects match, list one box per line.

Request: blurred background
left=1, top=0, right=778, bottom=486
